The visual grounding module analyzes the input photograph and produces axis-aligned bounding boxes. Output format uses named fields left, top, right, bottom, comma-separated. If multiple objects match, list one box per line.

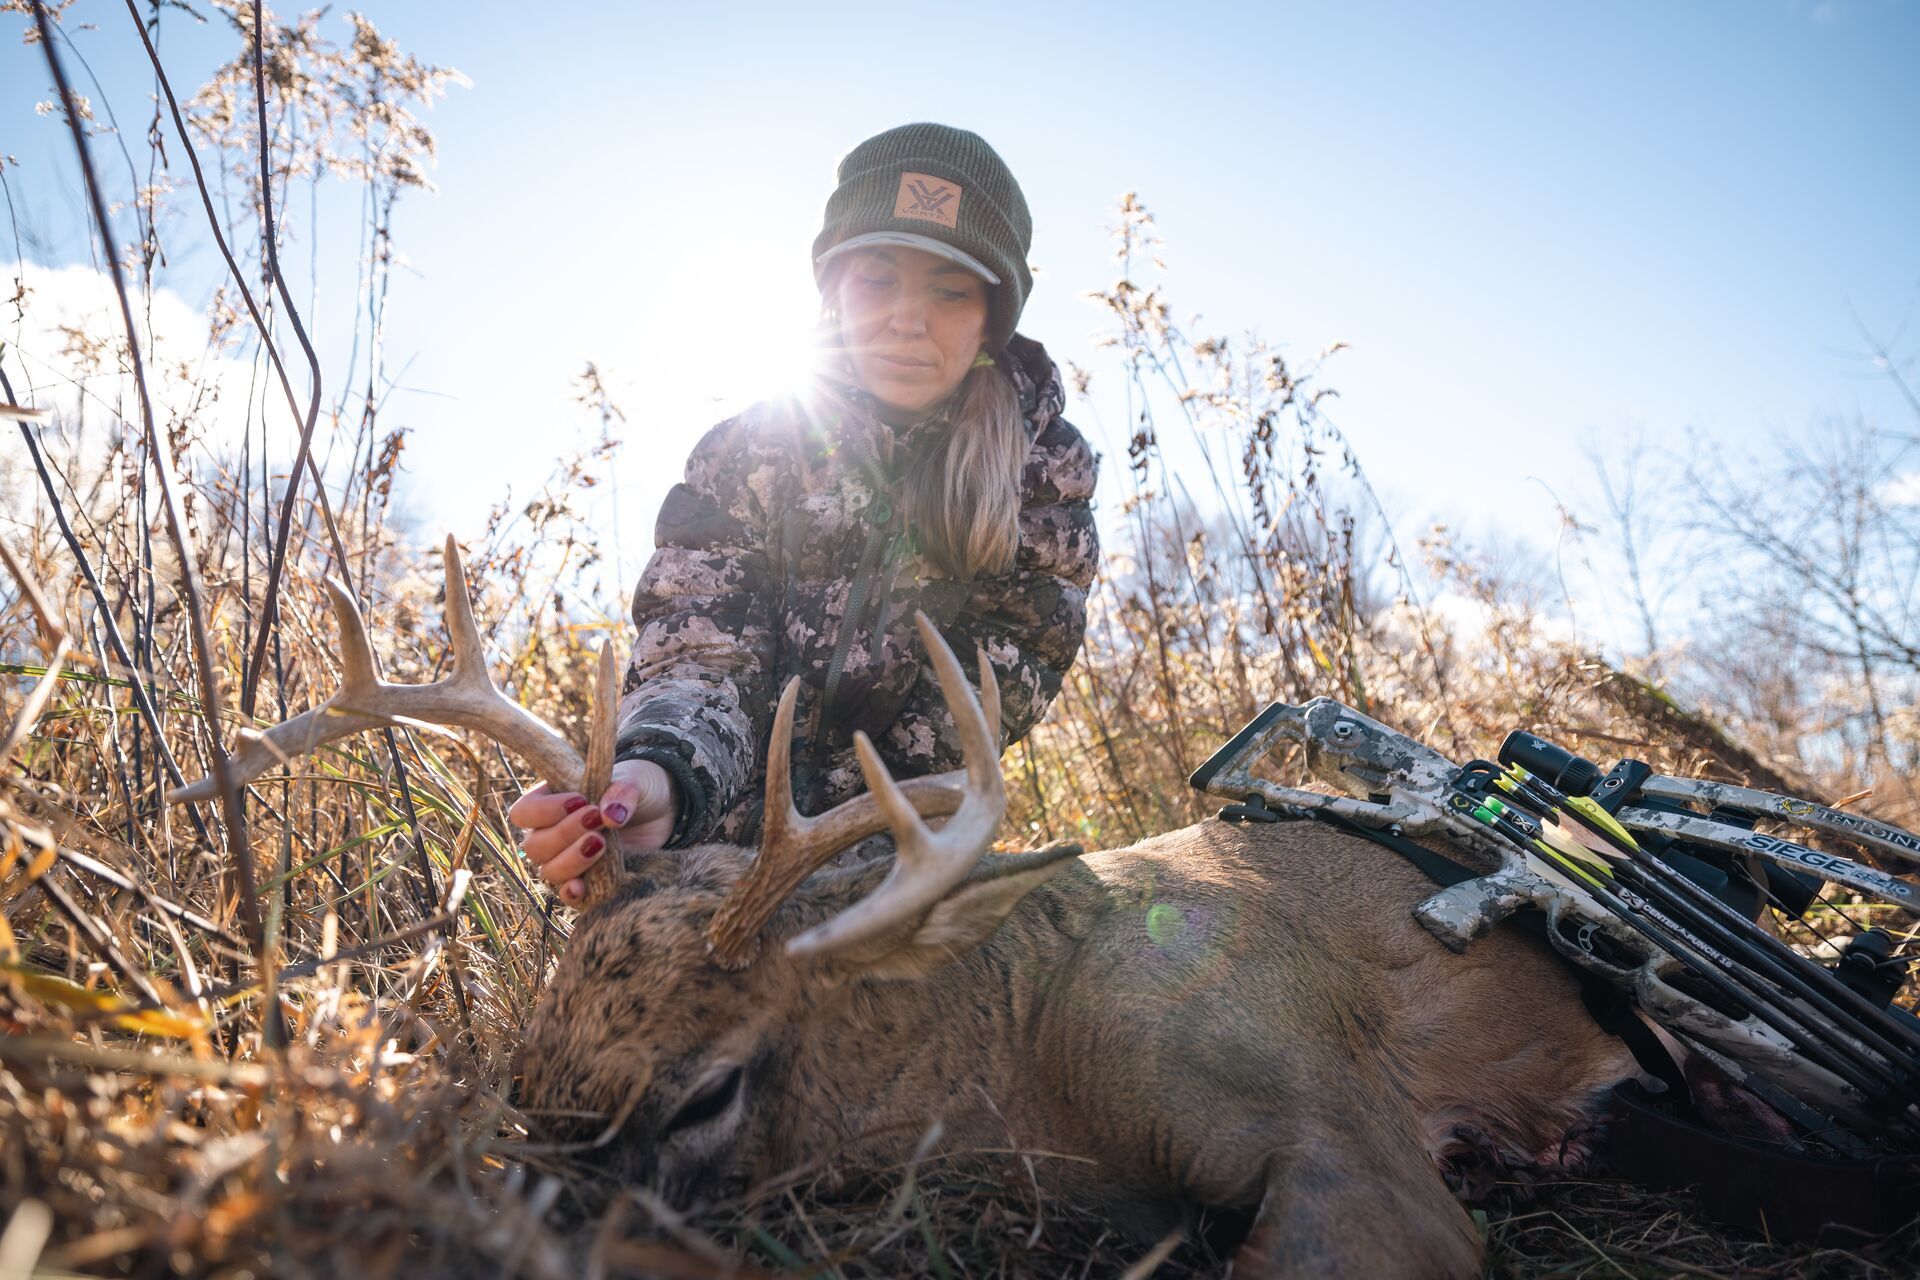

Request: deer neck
left=777, top=872, right=1102, bottom=1162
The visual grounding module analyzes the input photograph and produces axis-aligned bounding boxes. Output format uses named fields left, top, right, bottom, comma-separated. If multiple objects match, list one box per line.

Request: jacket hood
left=1002, top=333, right=1067, bottom=441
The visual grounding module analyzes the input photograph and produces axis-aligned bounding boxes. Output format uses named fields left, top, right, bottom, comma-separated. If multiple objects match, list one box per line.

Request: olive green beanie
left=812, top=122, right=1033, bottom=353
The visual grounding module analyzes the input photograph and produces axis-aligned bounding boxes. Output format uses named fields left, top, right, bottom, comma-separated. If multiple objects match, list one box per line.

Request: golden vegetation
left=2, top=4, right=1915, bottom=1277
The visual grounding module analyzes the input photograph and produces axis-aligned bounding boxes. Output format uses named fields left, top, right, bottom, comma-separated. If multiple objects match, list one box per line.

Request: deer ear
left=826, top=844, right=1084, bottom=981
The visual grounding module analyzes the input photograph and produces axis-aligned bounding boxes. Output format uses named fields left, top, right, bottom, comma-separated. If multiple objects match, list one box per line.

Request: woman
left=512, top=123, right=1099, bottom=902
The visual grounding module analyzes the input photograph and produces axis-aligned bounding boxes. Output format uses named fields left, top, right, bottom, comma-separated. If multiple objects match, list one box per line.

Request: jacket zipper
left=813, top=437, right=898, bottom=772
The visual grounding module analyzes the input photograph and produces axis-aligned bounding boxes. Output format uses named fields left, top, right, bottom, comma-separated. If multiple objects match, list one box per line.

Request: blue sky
left=4, top=0, right=1917, bottom=618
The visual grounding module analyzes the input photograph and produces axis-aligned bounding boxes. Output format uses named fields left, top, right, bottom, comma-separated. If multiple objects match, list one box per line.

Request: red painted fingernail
left=581, top=809, right=604, bottom=831
left=583, top=835, right=605, bottom=859
left=602, top=802, right=629, bottom=826
left=561, top=795, right=588, bottom=814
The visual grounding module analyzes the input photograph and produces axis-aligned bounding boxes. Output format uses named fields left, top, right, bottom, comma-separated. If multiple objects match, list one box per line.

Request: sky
left=3, top=0, right=1917, bottom=633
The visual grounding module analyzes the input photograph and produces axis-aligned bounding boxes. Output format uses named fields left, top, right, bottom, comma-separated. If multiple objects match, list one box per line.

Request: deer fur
left=516, top=817, right=1635, bottom=1279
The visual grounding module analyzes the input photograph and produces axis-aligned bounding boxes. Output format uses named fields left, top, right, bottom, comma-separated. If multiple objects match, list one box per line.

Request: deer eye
left=662, top=1066, right=743, bottom=1137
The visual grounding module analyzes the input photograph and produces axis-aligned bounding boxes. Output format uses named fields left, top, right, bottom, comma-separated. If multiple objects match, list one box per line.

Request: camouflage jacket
left=613, top=334, right=1100, bottom=848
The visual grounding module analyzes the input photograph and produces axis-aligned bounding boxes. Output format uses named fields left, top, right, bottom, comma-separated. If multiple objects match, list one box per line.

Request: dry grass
left=1487, top=1180, right=1920, bottom=1279
left=4, top=4, right=1918, bottom=1277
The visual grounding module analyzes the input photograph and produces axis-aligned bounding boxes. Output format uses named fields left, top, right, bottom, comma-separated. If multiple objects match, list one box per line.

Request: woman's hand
left=508, top=758, right=679, bottom=905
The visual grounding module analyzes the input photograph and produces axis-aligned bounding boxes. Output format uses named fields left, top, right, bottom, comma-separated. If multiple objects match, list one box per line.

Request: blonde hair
left=812, top=309, right=1026, bottom=580
left=895, top=359, right=1026, bottom=580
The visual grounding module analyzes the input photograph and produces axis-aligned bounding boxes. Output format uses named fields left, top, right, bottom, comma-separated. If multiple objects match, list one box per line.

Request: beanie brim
left=814, top=231, right=1001, bottom=285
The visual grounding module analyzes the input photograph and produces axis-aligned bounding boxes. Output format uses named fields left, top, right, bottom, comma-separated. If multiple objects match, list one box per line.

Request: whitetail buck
left=177, top=539, right=1636, bottom=1278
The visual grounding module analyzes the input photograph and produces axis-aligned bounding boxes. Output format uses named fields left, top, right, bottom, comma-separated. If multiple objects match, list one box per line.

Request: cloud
left=1, top=259, right=287, bottom=457
left=1416, top=587, right=1582, bottom=651
left=1880, top=468, right=1920, bottom=508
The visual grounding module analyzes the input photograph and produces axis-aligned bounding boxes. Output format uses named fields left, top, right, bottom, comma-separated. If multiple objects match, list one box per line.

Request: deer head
left=171, top=539, right=1082, bottom=1192
left=513, top=608, right=1082, bottom=1195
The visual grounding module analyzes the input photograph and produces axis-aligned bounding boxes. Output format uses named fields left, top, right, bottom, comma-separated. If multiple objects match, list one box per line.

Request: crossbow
left=1192, top=698, right=1920, bottom=1157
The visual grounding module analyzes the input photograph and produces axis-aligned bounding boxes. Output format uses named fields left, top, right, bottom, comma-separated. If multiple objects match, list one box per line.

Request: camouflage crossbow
left=1192, top=698, right=1920, bottom=1157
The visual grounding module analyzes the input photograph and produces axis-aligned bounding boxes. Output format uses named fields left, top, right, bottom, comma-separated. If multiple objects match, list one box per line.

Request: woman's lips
left=876, top=354, right=934, bottom=370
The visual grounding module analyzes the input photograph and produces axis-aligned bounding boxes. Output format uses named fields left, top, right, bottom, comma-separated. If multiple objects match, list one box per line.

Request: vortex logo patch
left=894, top=172, right=962, bottom=228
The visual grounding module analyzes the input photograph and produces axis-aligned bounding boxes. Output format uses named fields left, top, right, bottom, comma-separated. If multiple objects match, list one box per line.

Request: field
left=4, top=4, right=1918, bottom=1276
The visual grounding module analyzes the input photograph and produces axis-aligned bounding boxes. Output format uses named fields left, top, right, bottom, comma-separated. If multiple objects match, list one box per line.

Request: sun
left=678, top=269, right=832, bottom=414
left=761, top=317, right=832, bottom=403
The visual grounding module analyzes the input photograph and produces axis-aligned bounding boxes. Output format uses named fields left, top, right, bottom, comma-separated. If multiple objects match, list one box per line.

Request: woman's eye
left=854, top=273, right=895, bottom=292
left=935, top=288, right=971, bottom=303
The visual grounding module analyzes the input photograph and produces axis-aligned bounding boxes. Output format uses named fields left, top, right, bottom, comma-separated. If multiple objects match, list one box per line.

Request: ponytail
left=897, top=358, right=1025, bottom=580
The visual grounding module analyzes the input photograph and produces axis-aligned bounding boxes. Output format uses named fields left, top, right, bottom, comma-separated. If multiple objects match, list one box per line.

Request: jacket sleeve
left=878, top=414, right=1100, bottom=765
left=613, top=414, right=781, bottom=847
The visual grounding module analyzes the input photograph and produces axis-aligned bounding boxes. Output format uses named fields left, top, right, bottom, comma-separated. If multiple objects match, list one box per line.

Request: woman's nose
left=886, top=293, right=930, bottom=336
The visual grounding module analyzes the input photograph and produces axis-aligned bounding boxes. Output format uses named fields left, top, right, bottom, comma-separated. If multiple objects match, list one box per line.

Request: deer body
left=180, top=557, right=1632, bottom=1278
left=519, top=818, right=1635, bottom=1278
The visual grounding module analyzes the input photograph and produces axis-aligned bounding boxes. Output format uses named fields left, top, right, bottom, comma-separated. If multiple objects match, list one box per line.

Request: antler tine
left=170, top=535, right=589, bottom=811
left=784, top=612, right=1006, bottom=960
left=331, top=575, right=381, bottom=694
left=976, top=643, right=1002, bottom=754
left=575, top=637, right=627, bottom=909
left=440, top=534, right=488, bottom=687
left=763, top=675, right=804, bottom=851
left=708, top=679, right=833, bottom=964
left=582, top=638, right=619, bottom=803
left=169, top=576, right=394, bottom=803
left=951, top=633, right=1001, bottom=784
left=706, top=667, right=972, bottom=967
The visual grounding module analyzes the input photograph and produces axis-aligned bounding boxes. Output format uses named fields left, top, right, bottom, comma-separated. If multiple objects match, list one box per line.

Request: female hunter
left=511, top=123, right=1099, bottom=900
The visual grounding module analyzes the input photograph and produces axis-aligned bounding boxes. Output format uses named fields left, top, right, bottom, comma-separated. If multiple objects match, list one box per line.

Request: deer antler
left=170, top=535, right=624, bottom=903
left=706, top=611, right=1005, bottom=967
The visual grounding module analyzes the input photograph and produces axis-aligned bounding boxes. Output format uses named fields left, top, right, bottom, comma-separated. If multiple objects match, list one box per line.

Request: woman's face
left=830, top=245, right=989, bottom=421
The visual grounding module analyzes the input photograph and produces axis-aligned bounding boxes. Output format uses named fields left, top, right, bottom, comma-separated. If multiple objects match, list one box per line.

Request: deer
left=172, top=537, right=1638, bottom=1279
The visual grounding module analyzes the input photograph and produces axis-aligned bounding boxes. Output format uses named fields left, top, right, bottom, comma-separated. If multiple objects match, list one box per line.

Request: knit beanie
left=812, top=123, right=1033, bottom=353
